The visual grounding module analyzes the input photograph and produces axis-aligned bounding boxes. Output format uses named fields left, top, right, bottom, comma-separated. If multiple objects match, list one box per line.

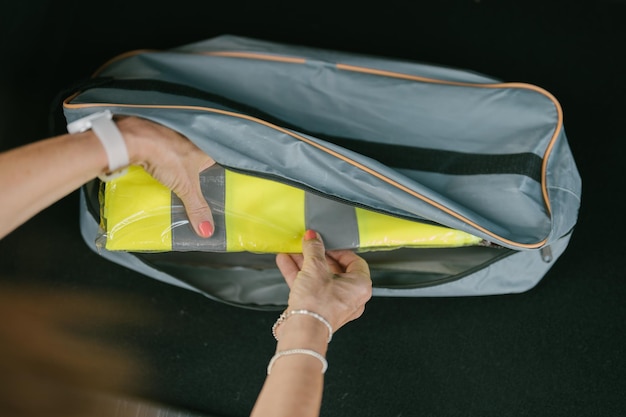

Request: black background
left=1, top=1, right=625, bottom=416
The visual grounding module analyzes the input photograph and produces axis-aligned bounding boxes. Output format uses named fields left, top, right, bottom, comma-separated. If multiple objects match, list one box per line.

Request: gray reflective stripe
left=305, top=192, right=359, bottom=250
left=171, top=167, right=361, bottom=252
left=171, top=165, right=227, bottom=251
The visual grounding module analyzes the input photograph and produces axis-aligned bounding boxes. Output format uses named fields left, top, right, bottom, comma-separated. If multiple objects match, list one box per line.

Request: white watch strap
left=67, top=110, right=129, bottom=181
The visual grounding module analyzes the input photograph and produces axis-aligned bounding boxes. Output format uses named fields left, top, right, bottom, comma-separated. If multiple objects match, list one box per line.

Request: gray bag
left=64, top=35, right=582, bottom=310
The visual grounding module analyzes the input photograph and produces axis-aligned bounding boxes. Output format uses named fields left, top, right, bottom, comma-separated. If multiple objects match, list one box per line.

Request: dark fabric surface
left=1, top=1, right=625, bottom=416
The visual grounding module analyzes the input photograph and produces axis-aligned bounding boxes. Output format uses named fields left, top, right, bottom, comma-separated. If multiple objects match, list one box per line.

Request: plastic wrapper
left=97, top=165, right=483, bottom=253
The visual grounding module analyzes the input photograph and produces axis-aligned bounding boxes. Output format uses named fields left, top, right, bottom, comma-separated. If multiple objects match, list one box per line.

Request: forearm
left=0, top=115, right=216, bottom=241
left=0, top=131, right=107, bottom=239
left=250, top=316, right=329, bottom=417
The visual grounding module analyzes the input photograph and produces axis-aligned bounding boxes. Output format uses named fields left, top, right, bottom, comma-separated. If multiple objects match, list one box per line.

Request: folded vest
left=101, top=165, right=483, bottom=253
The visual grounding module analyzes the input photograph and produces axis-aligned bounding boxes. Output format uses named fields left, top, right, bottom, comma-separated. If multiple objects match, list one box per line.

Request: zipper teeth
left=68, top=49, right=561, bottom=250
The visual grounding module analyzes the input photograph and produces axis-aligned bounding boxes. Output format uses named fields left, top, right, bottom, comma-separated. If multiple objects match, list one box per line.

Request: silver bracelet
left=267, top=349, right=328, bottom=375
left=272, top=309, right=333, bottom=343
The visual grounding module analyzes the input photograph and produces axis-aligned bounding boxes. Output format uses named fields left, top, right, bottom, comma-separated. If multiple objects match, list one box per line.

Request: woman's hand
left=251, top=231, right=371, bottom=417
left=275, top=230, right=372, bottom=334
left=117, top=117, right=216, bottom=237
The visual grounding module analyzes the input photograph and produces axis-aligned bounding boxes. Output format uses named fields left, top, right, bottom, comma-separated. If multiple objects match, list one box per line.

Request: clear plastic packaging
left=97, top=165, right=483, bottom=253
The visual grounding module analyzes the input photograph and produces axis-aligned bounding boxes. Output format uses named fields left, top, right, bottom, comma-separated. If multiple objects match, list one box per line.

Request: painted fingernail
left=304, top=229, right=317, bottom=241
left=199, top=221, right=214, bottom=238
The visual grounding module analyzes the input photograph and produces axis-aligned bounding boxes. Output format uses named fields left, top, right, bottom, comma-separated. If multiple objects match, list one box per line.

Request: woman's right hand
left=116, top=116, right=216, bottom=238
left=275, top=230, right=372, bottom=334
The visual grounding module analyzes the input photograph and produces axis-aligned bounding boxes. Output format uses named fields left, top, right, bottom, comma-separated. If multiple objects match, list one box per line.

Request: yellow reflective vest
left=101, top=165, right=483, bottom=253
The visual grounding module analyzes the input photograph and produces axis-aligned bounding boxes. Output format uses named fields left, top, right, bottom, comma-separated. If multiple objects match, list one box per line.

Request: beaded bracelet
left=267, top=349, right=328, bottom=375
left=272, top=309, right=333, bottom=343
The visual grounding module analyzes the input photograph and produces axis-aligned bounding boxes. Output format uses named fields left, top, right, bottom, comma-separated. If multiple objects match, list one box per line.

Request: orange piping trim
left=63, top=97, right=548, bottom=249
left=335, top=63, right=563, bottom=217
left=201, top=51, right=306, bottom=64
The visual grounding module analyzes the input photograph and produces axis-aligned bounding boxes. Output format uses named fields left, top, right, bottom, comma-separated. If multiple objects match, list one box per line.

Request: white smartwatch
left=67, top=110, right=129, bottom=181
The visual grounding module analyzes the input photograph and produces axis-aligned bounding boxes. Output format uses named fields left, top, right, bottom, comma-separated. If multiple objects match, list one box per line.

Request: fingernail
left=199, top=221, right=214, bottom=238
left=304, top=229, right=317, bottom=241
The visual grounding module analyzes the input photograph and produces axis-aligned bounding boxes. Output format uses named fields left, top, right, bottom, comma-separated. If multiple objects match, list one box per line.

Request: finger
left=179, top=179, right=214, bottom=238
left=324, top=254, right=344, bottom=275
left=182, top=148, right=216, bottom=238
left=328, top=250, right=370, bottom=278
left=276, top=253, right=300, bottom=288
left=300, top=230, right=329, bottom=275
left=290, top=253, right=305, bottom=270
left=198, top=155, right=216, bottom=172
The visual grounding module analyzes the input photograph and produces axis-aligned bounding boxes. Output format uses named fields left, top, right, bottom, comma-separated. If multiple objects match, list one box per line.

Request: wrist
left=273, top=309, right=333, bottom=342
left=275, top=315, right=329, bottom=355
left=114, top=117, right=149, bottom=167
left=72, top=130, right=110, bottom=174
left=67, top=110, right=130, bottom=180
